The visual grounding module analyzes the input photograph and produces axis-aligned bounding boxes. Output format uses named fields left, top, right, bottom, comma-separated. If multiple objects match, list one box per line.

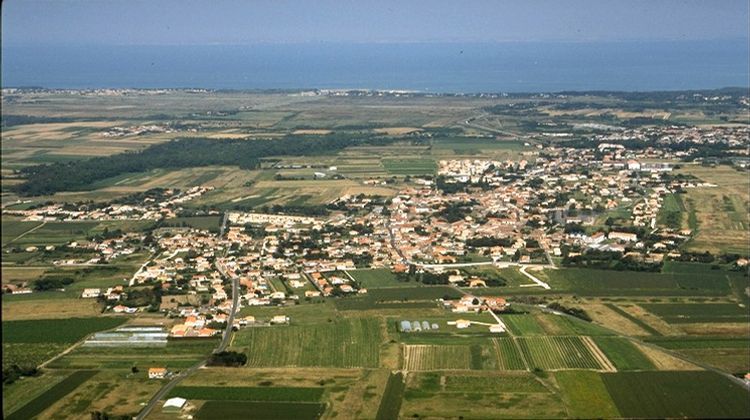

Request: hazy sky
left=3, top=0, right=749, bottom=45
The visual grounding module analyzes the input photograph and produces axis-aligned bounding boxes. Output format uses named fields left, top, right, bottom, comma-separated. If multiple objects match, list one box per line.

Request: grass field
left=233, top=318, right=381, bottom=368
left=602, top=371, right=750, bottom=418
left=400, top=371, right=566, bottom=419
left=5, top=370, right=98, bottom=420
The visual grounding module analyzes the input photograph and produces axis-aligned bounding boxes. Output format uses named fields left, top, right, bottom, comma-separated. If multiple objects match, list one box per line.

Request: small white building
left=81, top=288, right=101, bottom=299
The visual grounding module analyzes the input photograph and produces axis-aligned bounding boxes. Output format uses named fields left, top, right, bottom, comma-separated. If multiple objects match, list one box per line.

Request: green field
left=381, top=158, right=437, bottom=175
left=400, top=371, right=567, bottom=419
left=347, top=269, right=410, bottom=288
left=2, top=317, right=126, bottom=343
left=592, top=337, right=655, bottom=370
left=555, top=371, right=620, bottom=418
left=375, top=372, right=405, bottom=420
left=492, top=338, right=528, bottom=370
left=195, top=400, right=326, bottom=420
left=402, top=345, right=473, bottom=370
left=543, top=268, right=735, bottom=296
left=502, top=314, right=547, bottom=336
left=49, top=339, right=217, bottom=370
left=5, top=370, right=98, bottom=420
left=162, top=215, right=222, bottom=231
left=640, top=303, right=750, bottom=323
left=335, top=286, right=461, bottom=310
left=1, top=220, right=43, bottom=246
left=602, top=371, right=750, bottom=418
left=168, top=386, right=324, bottom=402
left=233, top=318, right=381, bottom=368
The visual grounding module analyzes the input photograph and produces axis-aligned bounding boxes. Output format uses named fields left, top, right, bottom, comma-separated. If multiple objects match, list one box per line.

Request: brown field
left=179, top=367, right=388, bottom=420
left=1, top=267, right=49, bottom=284
left=292, top=129, right=333, bottom=135
left=679, top=165, right=750, bottom=255
left=578, top=302, right=653, bottom=336
left=373, top=127, right=422, bottom=135
left=634, top=343, right=702, bottom=371
left=620, top=304, right=684, bottom=336
left=678, top=322, right=750, bottom=336
left=2, top=298, right=103, bottom=320
left=38, top=371, right=162, bottom=420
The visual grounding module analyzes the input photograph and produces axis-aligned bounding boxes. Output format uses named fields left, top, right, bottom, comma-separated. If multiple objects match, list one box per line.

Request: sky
left=2, top=0, right=749, bottom=46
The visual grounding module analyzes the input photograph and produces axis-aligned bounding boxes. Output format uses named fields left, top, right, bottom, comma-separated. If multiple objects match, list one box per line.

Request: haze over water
left=3, top=39, right=748, bottom=92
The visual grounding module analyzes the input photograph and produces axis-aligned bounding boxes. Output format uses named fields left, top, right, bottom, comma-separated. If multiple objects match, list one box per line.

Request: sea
left=1, top=39, right=748, bottom=93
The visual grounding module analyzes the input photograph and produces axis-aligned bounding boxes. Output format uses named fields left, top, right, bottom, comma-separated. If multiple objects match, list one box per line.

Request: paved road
left=215, top=260, right=240, bottom=353
left=519, top=265, right=551, bottom=290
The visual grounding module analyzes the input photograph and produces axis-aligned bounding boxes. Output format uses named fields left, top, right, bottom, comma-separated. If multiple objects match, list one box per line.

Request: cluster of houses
left=3, top=186, right=213, bottom=222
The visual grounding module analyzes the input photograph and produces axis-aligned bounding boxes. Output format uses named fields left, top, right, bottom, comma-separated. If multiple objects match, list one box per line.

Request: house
left=148, top=367, right=167, bottom=379
left=608, top=231, right=638, bottom=242
left=112, top=305, right=136, bottom=314
left=339, top=284, right=355, bottom=293
left=81, top=288, right=101, bottom=298
left=468, top=278, right=487, bottom=288
left=455, top=319, right=471, bottom=329
left=448, top=274, right=464, bottom=284
left=484, top=297, right=508, bottom=311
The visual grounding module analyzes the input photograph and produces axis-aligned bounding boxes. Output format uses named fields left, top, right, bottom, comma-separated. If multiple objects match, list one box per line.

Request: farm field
left=678, top=165, right=750, bottom=255
left=640, top=302, right=749, bottom=324
left=49, top=338, right=217, bottom=370
left=232, top=318, right=381, bottom=368
left=168, top=386, right=324, bottom=402
left=375, top=372, right=405, bottom=420
left=347, top=268, right=412, bottom=288
left=195, top=401, right=326, bottom=420
left=540, top=267, right=739, bottom=296
left=400, top=371, right=567, bottom=419
left=4, top=370, right=98, bottom=420
left=381, top=158, right=437, bottom=175
left=554, top=370, right=620, bottom=418
left=515, top=336, right=613, bottom=371
left=591, top=336, right=655, bottom=370
left=602, top=371, right=750, bottom=418
left=2, top=370, right=68, bottom=417
left=2, top=317, right=127, bottom=370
